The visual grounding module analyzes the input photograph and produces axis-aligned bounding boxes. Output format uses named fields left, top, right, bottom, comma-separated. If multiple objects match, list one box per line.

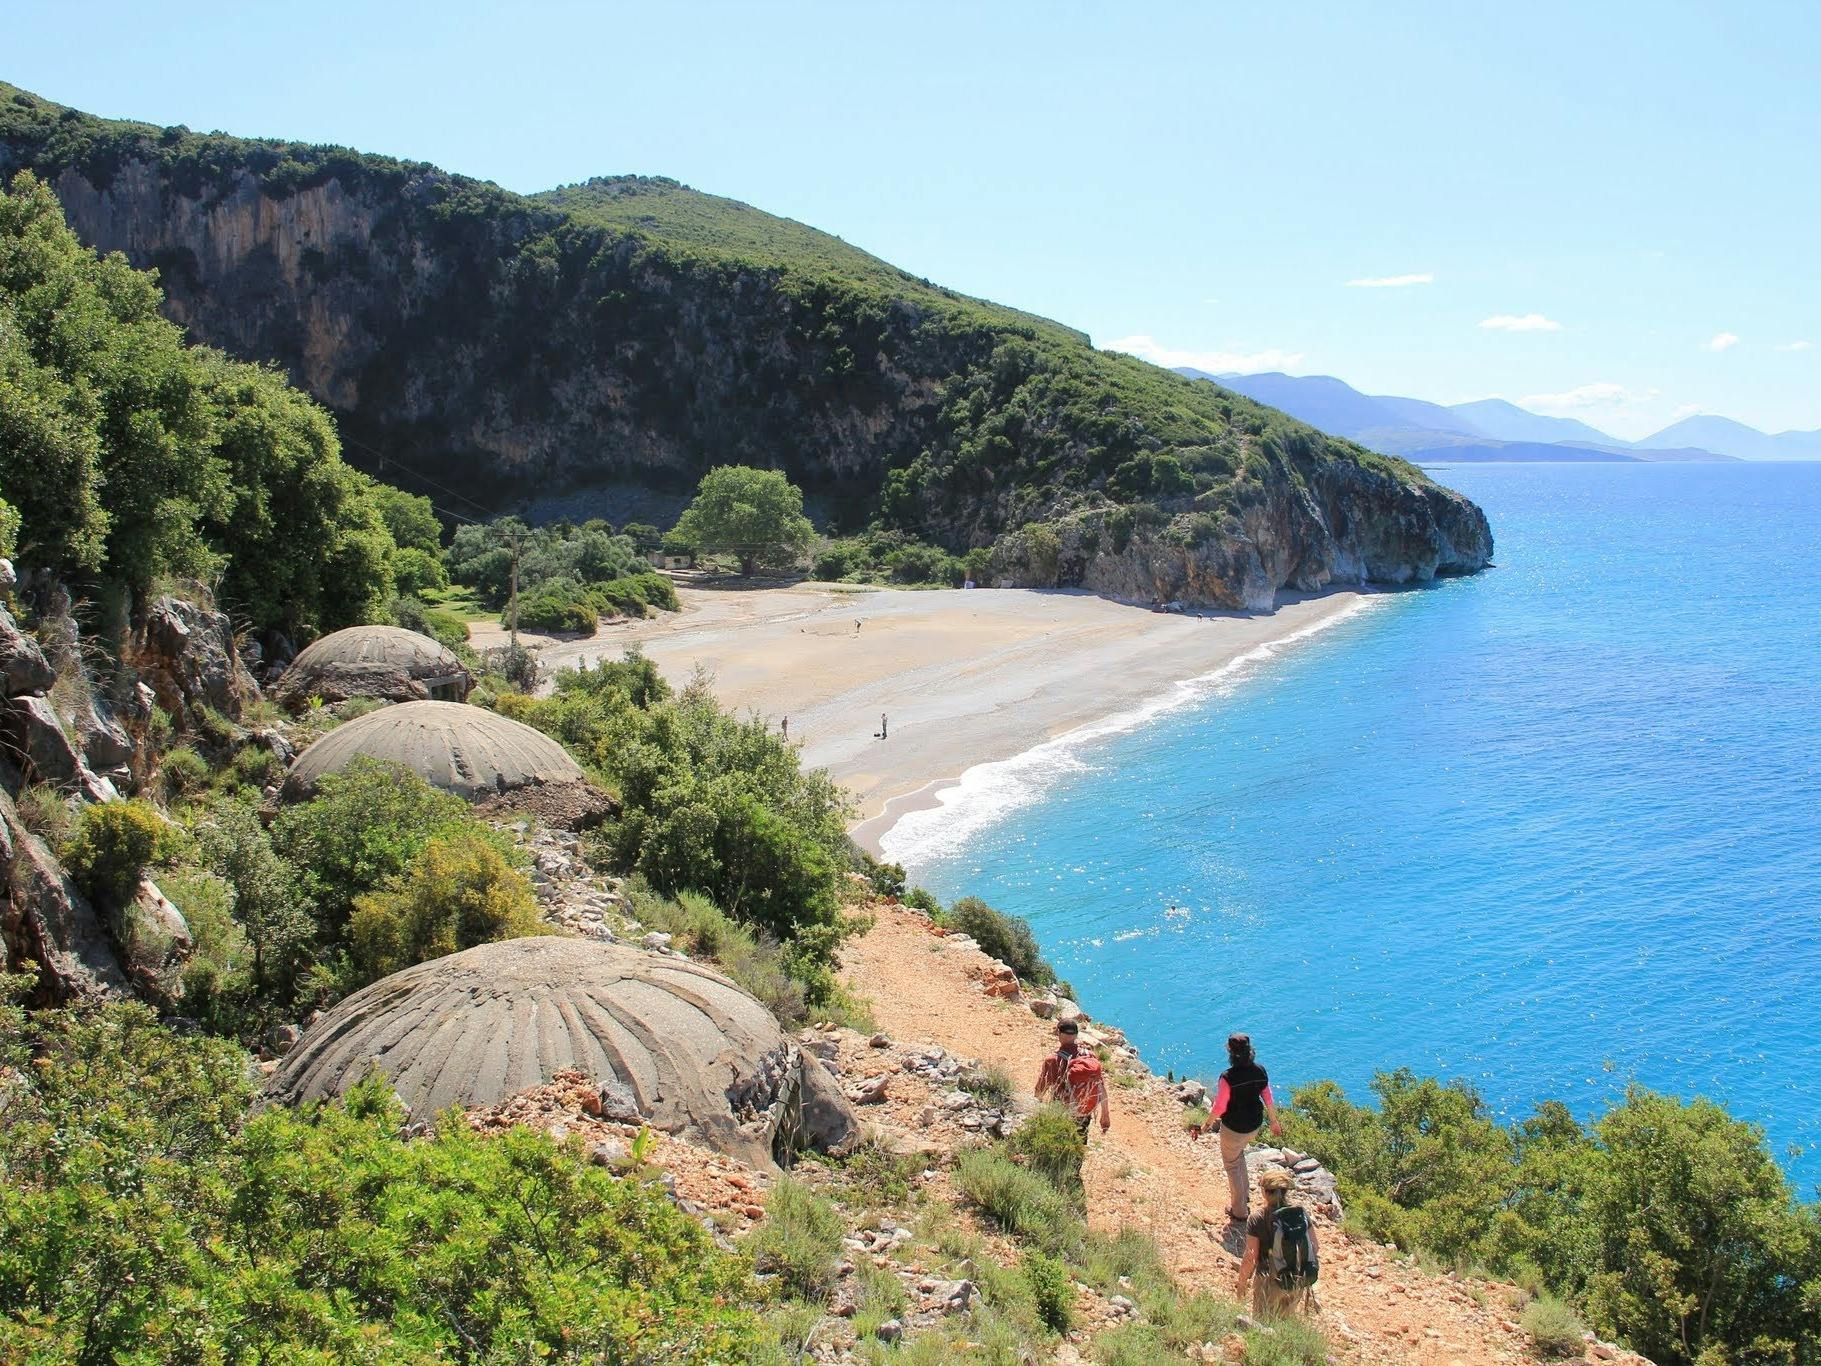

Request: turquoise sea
left=884, top=462, right=1821, bottom=1193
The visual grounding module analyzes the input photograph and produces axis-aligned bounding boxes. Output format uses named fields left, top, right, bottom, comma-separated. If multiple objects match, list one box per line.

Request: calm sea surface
left=884, top=462, right=1821, bottom=1192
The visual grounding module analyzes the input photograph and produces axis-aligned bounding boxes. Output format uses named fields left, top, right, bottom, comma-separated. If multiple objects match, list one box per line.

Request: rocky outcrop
left=3, top=694, right=117, bottom=804
left=0, top=780, right=130, bottom=1003
left=1045, top=462, right=1493, bottom=611
left=0, top=606, right=57, bottom=697
left=126, top=595, right=261, bottom=731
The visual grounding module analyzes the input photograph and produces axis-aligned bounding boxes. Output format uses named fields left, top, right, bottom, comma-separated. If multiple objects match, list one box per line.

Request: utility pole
left=507, top=528, right=521, bottom=651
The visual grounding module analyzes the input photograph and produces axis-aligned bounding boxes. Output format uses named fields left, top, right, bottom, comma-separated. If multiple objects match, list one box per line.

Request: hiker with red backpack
left=1236, top=1169, right=1319, bottom=1315
left=1035, top=1019, right=1110, bottom=1138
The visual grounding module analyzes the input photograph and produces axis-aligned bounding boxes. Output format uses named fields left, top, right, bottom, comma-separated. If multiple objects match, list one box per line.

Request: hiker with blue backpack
left=1236, top=1168, right=1320, bottom=1315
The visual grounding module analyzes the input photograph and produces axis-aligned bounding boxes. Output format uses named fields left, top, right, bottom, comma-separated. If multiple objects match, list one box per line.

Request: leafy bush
left=225, top=742, right=284, bottom=791
left=389, top=593, right=470, bottom=651
left=1523, top=1297, right=1586, bottom=1358
left=946, top=895, right=1056, bottom=985
left=447, top=516, right=641, bottom=607
left=61, top=798, right=179, bottom=907
left=1008, top=1103, right=1089, bottom=1205
left=960, top=1063, right=1015, bottom=1108
left=391, top=544, right=448, bottom=596
left=745, top=1176, right=844, bottom=1301
left=159, top=744, right=211, bottom=797
left=1285, top=1071, right=1821, bottom=1364
left=1020, top=1249, right=1074, bottom=1333
left=513, top=579, right=600, bottom=633
left=512, top=658, right=855, bottom=997
left=587, top=570, right=679, bottom=617
left=269, top=758, right=473, bottom=937
left=348, top=828, right=544, bottom=985
left=0, top=996, right=760, bottom=1361
left=13, top=782, right=73, bottom=847
left=955, top=1149, right=1081, bottom=1256
left=627, top=884, right=807, bottom=1024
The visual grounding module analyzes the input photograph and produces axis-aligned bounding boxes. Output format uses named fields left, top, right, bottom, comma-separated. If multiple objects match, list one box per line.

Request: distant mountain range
left=1176, top=369, right=1821, bottom=463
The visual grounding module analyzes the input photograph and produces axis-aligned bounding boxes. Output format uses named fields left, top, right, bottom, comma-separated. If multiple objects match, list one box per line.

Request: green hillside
left=0, top=80, right=1492, bottom=609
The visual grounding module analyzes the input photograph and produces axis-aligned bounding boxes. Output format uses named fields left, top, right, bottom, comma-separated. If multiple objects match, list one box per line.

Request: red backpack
left=1053, top=1048, right=1104, bottom=1116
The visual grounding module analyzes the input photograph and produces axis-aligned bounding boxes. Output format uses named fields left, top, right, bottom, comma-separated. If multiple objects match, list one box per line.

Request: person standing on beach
left=1036, top=1019, right=1110, bottom=1139
left=880, top=712, right=888, bottom=740
left=1205, top=1032, right=1282, bottom=1221
left=780, top=715, right=788, bottom=741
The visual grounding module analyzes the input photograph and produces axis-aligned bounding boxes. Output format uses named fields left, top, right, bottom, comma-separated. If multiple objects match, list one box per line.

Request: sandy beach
left=471, top=584, right=1369, bottom=852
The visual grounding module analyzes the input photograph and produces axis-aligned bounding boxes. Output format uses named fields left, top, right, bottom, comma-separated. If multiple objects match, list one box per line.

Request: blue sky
left=8, top=0, right=1818, bottom=438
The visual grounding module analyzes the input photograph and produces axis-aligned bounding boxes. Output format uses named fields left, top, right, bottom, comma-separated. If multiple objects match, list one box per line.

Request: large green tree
left=0, top=171, right=398, bottom=632
left=671, top=465, right=816, bottom=578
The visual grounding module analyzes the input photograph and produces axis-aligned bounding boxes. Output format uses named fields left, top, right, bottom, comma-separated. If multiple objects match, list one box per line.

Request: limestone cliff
left=0, top=83, right=1491, bottom=609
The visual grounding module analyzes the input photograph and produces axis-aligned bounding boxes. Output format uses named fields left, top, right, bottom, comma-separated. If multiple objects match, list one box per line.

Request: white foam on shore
left=878, top=594, right=1385, bottom=871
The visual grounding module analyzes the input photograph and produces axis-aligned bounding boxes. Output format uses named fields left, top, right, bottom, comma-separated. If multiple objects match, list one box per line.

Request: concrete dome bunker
left=273, top=624, right=472, bottom=708
left=280, top=699, right=587, bottom=803
left=264, top=937, right=859, bottom=1166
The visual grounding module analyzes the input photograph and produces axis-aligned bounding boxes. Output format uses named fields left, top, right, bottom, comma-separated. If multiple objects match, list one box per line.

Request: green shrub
left=513, top=580, right=600, bottom=633
left=61, top=799, right=179, bottom=907
left=960, top=1063, right=1015, bottom=1109
left=13, top=783, right=73, bottom=848
left=745, top=1176, right=844, bottom=1301
left=160, top=744, right=210, bottom=798
left=269, top=758, right=473, bottom=936
left=1240, top=1316, right=1330, bottom=1364
left=1020, top=1248, right=1074, bottom=1333
left=587, top=571, right=679, bottom=617
left=1522, top=1295, right=1585, bottom=1358
left=225, top=742, right=284, bottom=791
left=1091, top=1323, right=1174, bottom=1365
left=1008, top=1103, right=1087, bottom=1205
left=390, top=593, right=469, bottom=651
left=0, top=999, right=760, bottom=1361
left=954, top=1148, right=1081, bottom=1256
left=946, top=895, right=1055, bottom=985
left=185, top=794, right=316, bottom=1014
left=391, top=545, right=448, bottom=596
left=348, top=828, right=544, bottom=986
left=628, top=883, right=808, bottom=1024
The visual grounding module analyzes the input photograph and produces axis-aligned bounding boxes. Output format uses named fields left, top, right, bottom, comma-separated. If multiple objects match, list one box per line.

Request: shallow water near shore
left=888, top=462, right=1821, bottom=1192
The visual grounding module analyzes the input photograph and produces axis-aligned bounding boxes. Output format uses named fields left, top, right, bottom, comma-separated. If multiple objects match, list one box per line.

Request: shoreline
left=471, top=584, right=1378, bottom=858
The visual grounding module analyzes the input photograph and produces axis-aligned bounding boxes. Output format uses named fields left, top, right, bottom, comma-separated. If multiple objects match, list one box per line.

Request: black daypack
left=1267, top=1204, right=1319, bottom=1290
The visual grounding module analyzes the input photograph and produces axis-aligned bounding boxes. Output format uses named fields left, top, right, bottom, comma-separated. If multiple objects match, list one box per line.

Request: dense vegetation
left=1283, top=1070, right=1821, bottom=1364
left=0, top=172, right=400, bottom=635
left=0, top=985, right=760, bottom=1361
left=492, top=652, right=856, bottom=1005
left=0, top=81, right=1481, bottom=613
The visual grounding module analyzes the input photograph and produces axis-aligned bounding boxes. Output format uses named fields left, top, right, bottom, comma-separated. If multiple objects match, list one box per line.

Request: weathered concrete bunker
left=280, top=700, right=585, bottom=803
left=265, top=937, right=858, bottom=1165
left=273, top=625, right=472, bottom=708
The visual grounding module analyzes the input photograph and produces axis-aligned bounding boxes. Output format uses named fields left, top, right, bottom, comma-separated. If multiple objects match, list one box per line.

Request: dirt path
left=841, top=901, right=1541, bottom=1365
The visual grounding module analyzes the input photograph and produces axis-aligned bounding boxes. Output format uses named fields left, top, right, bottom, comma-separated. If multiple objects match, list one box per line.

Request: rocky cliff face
left=3, top=87, right=1491, bottom=609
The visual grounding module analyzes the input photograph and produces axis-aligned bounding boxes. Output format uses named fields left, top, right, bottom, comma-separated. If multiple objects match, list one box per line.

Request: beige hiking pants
left=1219, top=1124, right=1259, bottom=1217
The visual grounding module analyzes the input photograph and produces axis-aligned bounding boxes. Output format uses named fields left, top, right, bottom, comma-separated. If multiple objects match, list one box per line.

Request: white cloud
left=1104, top=334, right=1305, bottom=375
left=1670, top=402, right=1705, bottom=420
left=1704, top=331, right=1740, bottom=352
left=1479, top=313, right=1563, bottom=333
left=1517, top=381, right=1658, bottom=415
left=1346, top=272, right=1434, bottom=288
left=1775, top=339, right=1814, bottom=352
left=1200, top=296, right=1220, bottom=305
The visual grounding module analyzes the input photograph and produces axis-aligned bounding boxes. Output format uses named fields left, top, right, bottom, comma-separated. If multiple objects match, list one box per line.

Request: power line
left=338, top=431, right=500, bottom=521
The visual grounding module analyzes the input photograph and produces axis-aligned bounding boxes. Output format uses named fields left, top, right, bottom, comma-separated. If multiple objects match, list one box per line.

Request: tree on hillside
left=670, top=466, right=815, bottom=578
